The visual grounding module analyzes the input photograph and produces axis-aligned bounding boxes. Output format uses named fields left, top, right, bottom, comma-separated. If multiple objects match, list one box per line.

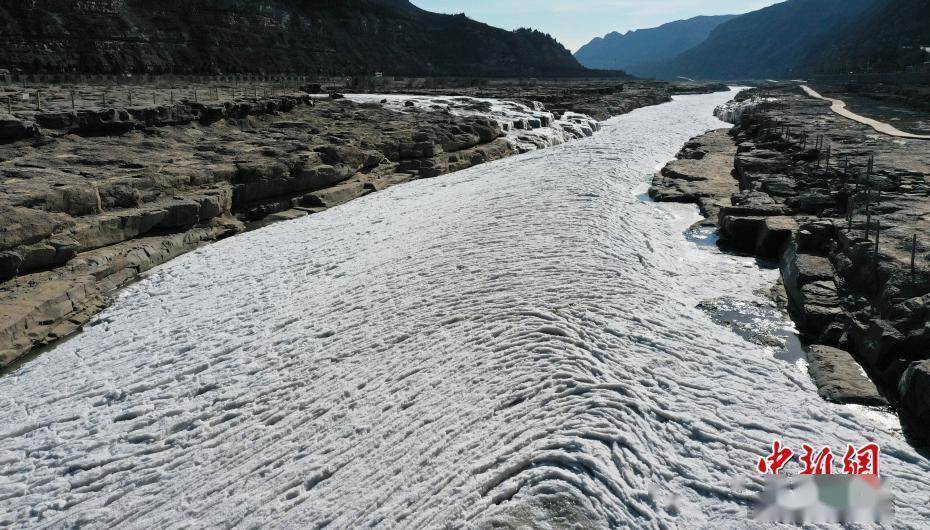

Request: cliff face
left=0, top=0, right=587, bottom=77
left=574, top=15, right=736, bottom=77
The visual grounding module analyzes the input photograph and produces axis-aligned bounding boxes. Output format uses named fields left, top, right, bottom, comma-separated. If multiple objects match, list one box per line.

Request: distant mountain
left=0, top=0, right=590, bottom=77
left=650, top=0, right=929, bottom=80
left=574, top=15, right=737, bottom=76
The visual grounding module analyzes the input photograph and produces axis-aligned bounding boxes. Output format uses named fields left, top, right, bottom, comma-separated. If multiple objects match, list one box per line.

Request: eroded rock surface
left=807, top=344, right=888, bottom=406
left=649, top=129, right=738, bottom=226
left=659, top=85, right=930, bottom=443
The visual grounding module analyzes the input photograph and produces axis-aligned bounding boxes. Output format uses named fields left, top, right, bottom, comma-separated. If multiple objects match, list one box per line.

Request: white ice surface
left=2, top=90, right=929, bottom=528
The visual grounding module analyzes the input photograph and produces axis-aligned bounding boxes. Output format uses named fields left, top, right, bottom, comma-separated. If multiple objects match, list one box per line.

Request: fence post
left=913, top=234, right=918, bottom=285
left=846, top=196, right=855, bottom=229
left=864, top=188, right=872, bottom=240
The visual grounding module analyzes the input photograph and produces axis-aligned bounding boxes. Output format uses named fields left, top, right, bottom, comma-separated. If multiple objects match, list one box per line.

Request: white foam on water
left=1, top=90, right=928, bottom=528
left=338, top=93, right=601, bottom=152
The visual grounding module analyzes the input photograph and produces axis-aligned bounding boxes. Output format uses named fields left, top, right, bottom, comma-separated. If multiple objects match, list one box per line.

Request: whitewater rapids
left=1, top=90, right=928, bottom=528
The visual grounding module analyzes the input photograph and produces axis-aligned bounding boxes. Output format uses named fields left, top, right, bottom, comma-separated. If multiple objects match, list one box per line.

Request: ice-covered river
left=2, top=90, right=929, bottom=528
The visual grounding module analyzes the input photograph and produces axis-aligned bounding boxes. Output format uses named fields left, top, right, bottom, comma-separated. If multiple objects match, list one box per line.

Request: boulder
left=0, top=114, right=39, bottom=143
left=786, top=190, right=836, bottom=214
left=759, top=175, right=798, bottom=197
left=858, top=319, right=906, bottom=372
left=159, top=200, right=202, bottom=229
left=797, top=281, right=843, bottom=330
left=898, top=360, right=930, bottom=444
left=719, top=215, right=766, bottom=250
left=0, top=251, right=23, bottom=281
left=796, top=221, right=835, bottom=252
left=807, top=345, right=887, bottom=406
left=301, top=181, right=368, bottom=208
left=755, top=216, right=797, bottom=258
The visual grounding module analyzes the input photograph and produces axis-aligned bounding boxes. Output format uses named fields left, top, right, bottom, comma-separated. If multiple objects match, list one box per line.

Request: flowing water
left=1, top=90, right=928, bottom=528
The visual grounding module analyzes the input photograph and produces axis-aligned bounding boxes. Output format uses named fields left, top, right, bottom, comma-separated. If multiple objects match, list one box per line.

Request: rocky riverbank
left=653, top=85, right=930, bottom=445
left=1, top=80, right=724, bottom=369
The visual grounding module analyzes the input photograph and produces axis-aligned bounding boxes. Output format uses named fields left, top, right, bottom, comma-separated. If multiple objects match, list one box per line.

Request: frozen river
left=1, top=90, right=928, bottom=528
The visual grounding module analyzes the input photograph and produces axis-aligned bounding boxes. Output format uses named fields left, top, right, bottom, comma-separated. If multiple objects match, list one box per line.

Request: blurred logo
left=751, top=475, right=892, bottom=524
left=751, top=440, right=891, bottom=524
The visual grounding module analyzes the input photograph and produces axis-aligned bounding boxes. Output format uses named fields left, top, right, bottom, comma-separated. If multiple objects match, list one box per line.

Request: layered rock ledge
left=655, top=85, right=930, bottom=445
left=649, top=129, right=739, bottom=227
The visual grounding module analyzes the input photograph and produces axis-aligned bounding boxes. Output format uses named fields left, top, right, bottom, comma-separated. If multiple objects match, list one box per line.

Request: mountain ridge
left=574, top=15, right=736, bottom=76
left=0, top=0, right=592, bottom=77
left=646, top=0, right=929, bottom=80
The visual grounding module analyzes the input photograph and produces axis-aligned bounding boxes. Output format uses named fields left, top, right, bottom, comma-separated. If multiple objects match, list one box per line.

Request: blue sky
left=411, top=0, right=781, bottom=52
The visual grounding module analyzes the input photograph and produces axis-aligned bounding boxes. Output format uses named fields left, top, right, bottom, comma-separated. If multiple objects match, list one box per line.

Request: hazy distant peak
left=575, top=14, right=737, bottom=75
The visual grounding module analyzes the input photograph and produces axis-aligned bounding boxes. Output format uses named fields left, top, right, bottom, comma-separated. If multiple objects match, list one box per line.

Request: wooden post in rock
left=912, top=234, right=919, bottom=285
left=864, top=187, right=872, bottom=240
left=847, top=196, right=855, bottom=229
left=873, top=220, right=882, bottom=296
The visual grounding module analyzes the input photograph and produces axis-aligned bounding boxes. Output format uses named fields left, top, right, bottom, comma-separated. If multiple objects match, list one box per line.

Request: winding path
left=801, top=85, right=930, bottom=140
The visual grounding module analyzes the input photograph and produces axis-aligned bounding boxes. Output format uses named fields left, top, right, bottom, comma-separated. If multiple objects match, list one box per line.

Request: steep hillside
left=574, top=15, right=736, bottom=76
left=0, top=0, right=588, bottom=77
left=648, top=0, right=930, bottom=80
left=658, top=0, right=879, bottom=80
left=797, top=0, right=930, bottom=74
